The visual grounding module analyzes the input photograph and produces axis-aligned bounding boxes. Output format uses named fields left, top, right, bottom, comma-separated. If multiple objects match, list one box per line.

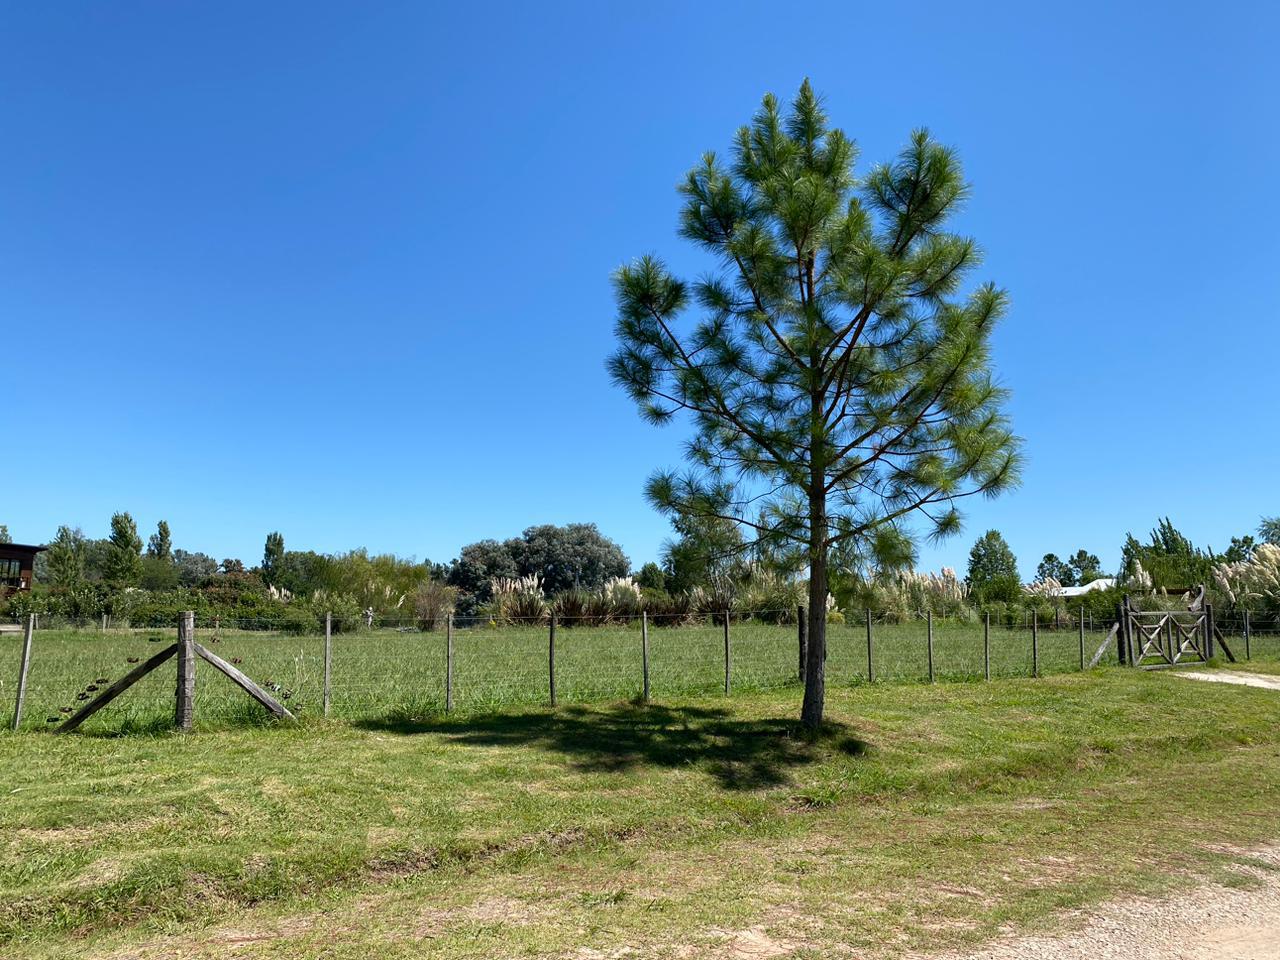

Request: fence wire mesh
left=3, top=605, right=1271, bottom=732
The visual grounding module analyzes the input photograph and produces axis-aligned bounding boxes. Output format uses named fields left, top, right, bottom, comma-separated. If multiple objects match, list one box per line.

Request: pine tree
left=146, top=520, right=173, bottom=562
left=966, top=530, right=1021, bottom=603
left=610, top=82, right=1021, bottom=727
left=103, top=512, right=144, bottom=588
left=0, top=525, right=10, bottom=544
left=1036, top=553, right=1074, bottom=586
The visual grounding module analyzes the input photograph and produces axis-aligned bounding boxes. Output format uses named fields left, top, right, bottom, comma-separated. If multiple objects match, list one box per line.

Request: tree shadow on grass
left=357, top=702, right=870, bottom=790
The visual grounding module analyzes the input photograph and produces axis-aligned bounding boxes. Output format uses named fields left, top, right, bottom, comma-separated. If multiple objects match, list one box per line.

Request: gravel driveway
left=918, top=848, right=1280, bottom=959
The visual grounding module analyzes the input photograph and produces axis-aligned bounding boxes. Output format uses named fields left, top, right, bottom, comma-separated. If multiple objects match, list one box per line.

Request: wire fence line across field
left=0, top=606, right=1163, bottom=732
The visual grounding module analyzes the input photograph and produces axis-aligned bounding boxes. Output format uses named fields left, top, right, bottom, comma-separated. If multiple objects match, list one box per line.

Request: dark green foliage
left=511, top=523, right=629, bottom=594
left=173, top=549, right=218, bottom=586
left=661, top=514, right=744, bottom=594
left=1258, top=516, right=1279, bottom=545
left=46, top=525, right=87, bottom=586
left=609, top=81, right=1021, bottom=725
left=1036, top=553, right=1074, bottom=586
left=0, top=524, right=10, bottom=544
left=1222, top=535, right=1255, bottom=563
left=966, top=530, right=1020, bottom=603
left=145, top=520, right=172, bottom=562
left=635, top=562, right=666, bottom=591
left=262, top=531, right=285, bottom=586
left=448, top=539, right=520, bottom=610
left=1068, top=548, right=1103, bottom=584
left=103, top=512, right=144, bottom=588
left=1120, top=517, right=1214, bottom=589
left=140, top=555, right=180, bottom=591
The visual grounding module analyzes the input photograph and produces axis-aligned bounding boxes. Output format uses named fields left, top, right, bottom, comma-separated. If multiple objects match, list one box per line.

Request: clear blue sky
left=4, top=1, right=1277, bottom=579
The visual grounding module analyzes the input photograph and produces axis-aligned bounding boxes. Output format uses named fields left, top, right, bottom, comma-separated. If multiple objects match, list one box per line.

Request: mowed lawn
left=2, top=665, right=1279, bottom=959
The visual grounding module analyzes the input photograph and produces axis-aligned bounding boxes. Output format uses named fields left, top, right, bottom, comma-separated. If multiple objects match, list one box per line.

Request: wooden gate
left=1124, top=608, right=1211, bottom=668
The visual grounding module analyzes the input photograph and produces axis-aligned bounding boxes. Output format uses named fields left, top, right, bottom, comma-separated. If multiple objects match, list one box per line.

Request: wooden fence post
left=1117, top=597, right=1130, bottom=666
left=176, top=610, right=195, bottom=731
left=1032, top=615, right=1039, bottom=678
left=865, top=608, right=874, bottom=683
left=11, top=614, right=34, bottom=732
left=983, top=612, right=990, bottom=681
left=1244, top=609, right=1251, bottom=660
left=641, top=610, right=650, bottom=702
left=101, top=613, right=107, bottom=633
left=548, top=614, right=557, bottom=707
left=723, top=611, right=731, bottom=695
left=323, top=612, right=332, bottom=718
left=926, top=611, right=934, bottom=683
left=1078, top=605, right=1086, bottom=671
left=797, top=605, right=807, bottom=680
left=1204, top=602, right=1215, bottom=660
left=445, top=614, right=454, bottom=713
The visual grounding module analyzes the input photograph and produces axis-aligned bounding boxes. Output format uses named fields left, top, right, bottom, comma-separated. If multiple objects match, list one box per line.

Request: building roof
left=1057, top=577, right=1115, bottom=598
left=0, top=543, right=47, bottom=555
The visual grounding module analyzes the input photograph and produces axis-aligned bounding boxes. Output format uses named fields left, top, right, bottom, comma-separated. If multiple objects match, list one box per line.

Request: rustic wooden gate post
left=176, top=610, right=195, bottom=731
left=11, top=614, right=35, bottom=732
left=1244, top=610, right=1251, bottom=660
left=1204, top=602, right=1215, bottom=660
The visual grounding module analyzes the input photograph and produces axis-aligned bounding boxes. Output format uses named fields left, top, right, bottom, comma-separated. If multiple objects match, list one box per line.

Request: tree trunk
left=800, top=490, right=827, bottom=729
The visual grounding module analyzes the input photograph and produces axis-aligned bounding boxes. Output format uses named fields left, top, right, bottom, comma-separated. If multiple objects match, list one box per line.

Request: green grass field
left=0, top=616, right=1138, bottom=732
left=1, top=663, right=1279, bottom=959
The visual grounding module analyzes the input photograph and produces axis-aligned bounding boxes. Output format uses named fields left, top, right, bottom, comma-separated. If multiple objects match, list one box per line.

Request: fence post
left=926, top=611, right=934, bottom=683
left=323, top=612, right=332, bottom=718
left=1204, top=602, right=1215, bottom=659
left=1032, top=614, right=1039, bottom=678
left=445, top=614, right=454, bottom=713
left=641, top=610, right=650, bottom=702
left=176, top=610, right=195, bottom=731
left=11, top=614, right=34, bottom=732
left=101, top=613, right=107, bottom=633
left=1078, top=605, right=1086, bottom=671
left=723, top=611, right=731, bottom=695
left=549, top=614, right=557, bottom=707
left=865, top=608, right=874, bottom=683
left=983, top=612, right=990, bottom=681
left=797, top=605, right=807, bottom=680
left=1117, top=597, right=1130, bottom=666
left=1244, top=609, right=1251, bottom=660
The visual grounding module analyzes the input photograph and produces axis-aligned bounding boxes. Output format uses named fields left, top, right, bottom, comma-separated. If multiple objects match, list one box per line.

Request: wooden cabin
left=0, top=543, right=45, bottom=597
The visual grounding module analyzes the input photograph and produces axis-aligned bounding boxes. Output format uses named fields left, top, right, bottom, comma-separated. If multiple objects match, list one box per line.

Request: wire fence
left=3, top=608, right=1278, bottom=732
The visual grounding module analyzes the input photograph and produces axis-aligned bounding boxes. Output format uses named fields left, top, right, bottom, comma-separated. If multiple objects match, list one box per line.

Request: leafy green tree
left=510, top=523, right=629, bottom=594
left=1035, top=553, right=1074, bottom=586
left=609, top=82, right=1020, bottom=726
left=262, top=531, right=285, bottom=585
left=146, top=520, right=173, bottom=562
left=635, top=562, right=666, bottom=592
left=966, top=530, right=1022, bottom=603
left=448, top=539, right=521, bottom=609
left=46, top=525, right=87, bottom=586
left=103, top=512, right=144, bottom=588
left=173, top=549, right=218, bottom=586
left=140, top=555, right=180, bottom=590
left=0, top=525, right=10, bottom=544
left=1260, top=517, right=1280, bottom=545
left=1068, top=548, right=1103, bottom=584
